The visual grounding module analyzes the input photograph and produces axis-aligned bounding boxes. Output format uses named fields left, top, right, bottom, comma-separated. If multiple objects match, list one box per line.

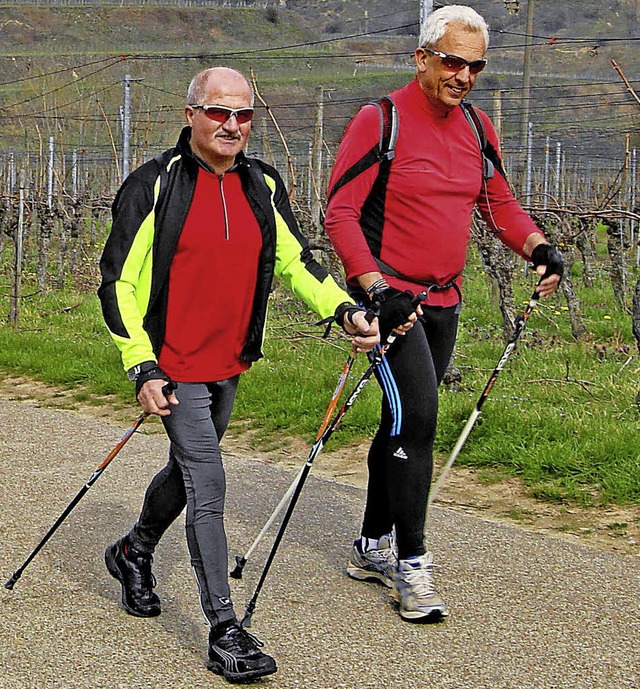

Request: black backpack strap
left=327, top=96, right=398, bottom=202
left=460, top=101, right=506, bottom=180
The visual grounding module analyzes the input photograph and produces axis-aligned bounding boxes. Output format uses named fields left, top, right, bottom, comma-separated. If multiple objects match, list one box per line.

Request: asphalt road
left=0, top=399, right=638, bottom=689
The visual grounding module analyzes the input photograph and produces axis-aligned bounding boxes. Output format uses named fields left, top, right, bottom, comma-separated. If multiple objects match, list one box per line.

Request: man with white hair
left=325, top=5, right=563, bottom=623
left=99, top=66, right=379, bottom=682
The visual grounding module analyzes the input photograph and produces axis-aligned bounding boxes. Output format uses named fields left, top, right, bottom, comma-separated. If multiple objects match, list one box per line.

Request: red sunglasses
left=423, top=47, right=487, bottom=75
left=189, top=104, right=254, bottom=124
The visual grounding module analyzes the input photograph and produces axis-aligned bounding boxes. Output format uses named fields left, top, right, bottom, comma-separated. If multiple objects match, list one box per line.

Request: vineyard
left=1, top=2, right=638, bottom=303
left=1, top=78, right=638, bottom=348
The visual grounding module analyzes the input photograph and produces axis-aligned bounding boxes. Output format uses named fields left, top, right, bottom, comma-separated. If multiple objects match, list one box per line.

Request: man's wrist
left=133, top=365, right=171, bottom=396
left=127, top=360, right=158, bottom=382
left=366, top=278, right=389, bottom=298
left=334, top=302, right=366, bottom=333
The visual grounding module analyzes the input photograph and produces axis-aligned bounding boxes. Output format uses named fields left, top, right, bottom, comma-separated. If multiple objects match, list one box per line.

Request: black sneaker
left=104, top=537, right=161, bottom=618
left=208, top=622, right=277, bottom=683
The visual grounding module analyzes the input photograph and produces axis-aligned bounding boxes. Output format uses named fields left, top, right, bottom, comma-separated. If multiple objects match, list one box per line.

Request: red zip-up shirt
left=158, top=167, right=263, bottom=382
left=325, top=78, right=543, bottom=307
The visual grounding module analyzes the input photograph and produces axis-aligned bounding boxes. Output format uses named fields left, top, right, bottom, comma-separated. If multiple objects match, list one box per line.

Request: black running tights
left=361, top=305, right=459, bottom=560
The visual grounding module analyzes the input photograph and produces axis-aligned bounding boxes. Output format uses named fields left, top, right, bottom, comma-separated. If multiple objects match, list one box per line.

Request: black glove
left=317, top=303, right=367, bottom=338
left=134, top=365, right=173, bottom=396
left=333, top=302, right=369, bottom=334
left=531, top=243, right=564, bottom=282
left=370, top=287, right=418, bottom=342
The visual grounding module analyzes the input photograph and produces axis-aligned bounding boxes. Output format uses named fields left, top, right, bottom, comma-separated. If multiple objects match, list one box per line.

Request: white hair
left=419, top=5, right=490, bottom=50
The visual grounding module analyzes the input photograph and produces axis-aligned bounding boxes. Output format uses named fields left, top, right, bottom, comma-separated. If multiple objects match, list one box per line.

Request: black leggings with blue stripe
left=362, top=305, right=459, bottom=560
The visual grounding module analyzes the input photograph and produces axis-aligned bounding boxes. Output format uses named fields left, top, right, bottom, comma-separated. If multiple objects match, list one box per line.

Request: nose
left=454, top=65, right=472, bottom=81
left=221, top=114, right=241, bottom=132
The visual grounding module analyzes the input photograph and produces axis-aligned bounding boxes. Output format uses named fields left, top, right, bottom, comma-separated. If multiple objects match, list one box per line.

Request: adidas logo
left=393, top=447, right=408, bottom=459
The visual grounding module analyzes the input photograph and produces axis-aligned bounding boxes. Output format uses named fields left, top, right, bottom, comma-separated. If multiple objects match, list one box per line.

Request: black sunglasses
left=189, top=104, right=254, bottom=124
left=422, top=47, right=487, bottom=75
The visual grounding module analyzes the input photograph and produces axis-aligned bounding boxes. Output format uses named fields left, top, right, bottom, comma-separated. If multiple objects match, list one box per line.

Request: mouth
left=216, top=134, right=242, bottom=142
left=446, top=84, right=467, bottom=98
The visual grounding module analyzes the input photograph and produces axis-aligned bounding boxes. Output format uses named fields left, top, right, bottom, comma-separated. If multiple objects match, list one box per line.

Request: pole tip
left=4, top=574, right=18, bottom=590
left=240, top=600, right=255, bottom=628
left=229, top=556, right=246, bottom=580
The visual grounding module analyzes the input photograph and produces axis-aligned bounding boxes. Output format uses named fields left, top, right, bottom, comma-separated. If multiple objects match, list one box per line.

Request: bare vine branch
left=249, top=67, right=297, bottom=201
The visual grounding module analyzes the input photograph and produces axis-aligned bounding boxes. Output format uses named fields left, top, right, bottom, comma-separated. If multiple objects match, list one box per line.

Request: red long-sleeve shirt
left=324, top=78, right=543, bottom=307
left=158, top=168, right=262, bottom=382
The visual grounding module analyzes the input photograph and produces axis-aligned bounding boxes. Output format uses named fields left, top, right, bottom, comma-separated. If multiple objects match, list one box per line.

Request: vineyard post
left=543, top=135, right=550, bottom=210
left=310, top=85, right=324, bottom=236
left=72, top=149, right=78, bottom=202
left=8, top=152, right=16, bottom=194
left=525, top=120, right=533, bottom=203
left=492, top=89, right=503, bottom=144
left=561, top=149, right=567, bottom=206
left=516, top=0, right=535, bottom=196
left=122, top=74, right=132, bottom=183
left=420, top=0, right=434, bottom=24
left=631, top=148, right=637, bottom=264
left=10, top=170, right=25, bottom=326
left=306, top=143, right=313, bottom=208
left=47, top=136, right=54, bottom=210
left=554, top=141, right=562, bottom=203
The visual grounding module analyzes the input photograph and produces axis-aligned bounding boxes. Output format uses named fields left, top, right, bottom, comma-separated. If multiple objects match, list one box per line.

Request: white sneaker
left=346, top=534, right=395, bottom=588
left=392, top=552, right=449, bottom=621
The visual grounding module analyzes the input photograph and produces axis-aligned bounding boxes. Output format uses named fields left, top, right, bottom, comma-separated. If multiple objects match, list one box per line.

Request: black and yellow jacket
left=98, top=126, right=351, bottom=374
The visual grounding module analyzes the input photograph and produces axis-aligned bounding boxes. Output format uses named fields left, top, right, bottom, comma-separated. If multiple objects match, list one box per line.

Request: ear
left=414, top=47, right=429, bottom=73
left=185, top=106, right=194, bottom=125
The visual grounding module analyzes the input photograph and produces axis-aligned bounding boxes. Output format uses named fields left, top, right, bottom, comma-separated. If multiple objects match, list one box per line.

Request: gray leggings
left=128, top=377, right=239, bottom=628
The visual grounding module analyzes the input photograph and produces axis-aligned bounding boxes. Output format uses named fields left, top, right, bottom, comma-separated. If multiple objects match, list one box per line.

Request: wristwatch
left=126, top=360, right=158, bottom=382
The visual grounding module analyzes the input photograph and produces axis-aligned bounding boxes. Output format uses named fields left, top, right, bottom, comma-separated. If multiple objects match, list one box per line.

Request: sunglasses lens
left=202, top=107, right=231, bottom=122
left=432, top=49, right=487, bottom=75
left=202, top=107, right=253, bottom=124
left=442, top=56, right=467, bottom=72
left=235, top=110, right=254, bottom=124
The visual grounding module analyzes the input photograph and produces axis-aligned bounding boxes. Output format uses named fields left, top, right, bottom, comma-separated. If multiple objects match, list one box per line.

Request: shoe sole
left=207, top=659, right=277, bottom=683
left=398, top=607, right=449, bottom=622
left=346, top=564, right=393, bottom=588
left=391, top=589, right=449, bottom=622
left=104, top=546, right=160, bottom=619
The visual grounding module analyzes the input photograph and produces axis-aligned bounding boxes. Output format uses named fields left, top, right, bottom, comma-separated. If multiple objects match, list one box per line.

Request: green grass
left=434, top=267, right=640, bottom=506
left=0, top=250, right=639, bottom=508
left=0, top=291, right=129, bottom=398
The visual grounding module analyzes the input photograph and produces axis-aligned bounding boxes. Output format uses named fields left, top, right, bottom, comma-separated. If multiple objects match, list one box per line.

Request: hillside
left=0, top=0, right=638, bottom=189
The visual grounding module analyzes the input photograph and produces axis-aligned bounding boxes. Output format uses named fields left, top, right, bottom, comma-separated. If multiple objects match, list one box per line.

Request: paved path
left=0, top=400, right=638, bottom=689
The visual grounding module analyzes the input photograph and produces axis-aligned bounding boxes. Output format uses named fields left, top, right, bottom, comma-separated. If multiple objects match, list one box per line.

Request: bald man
left=99, top=66, right=379, bottom=683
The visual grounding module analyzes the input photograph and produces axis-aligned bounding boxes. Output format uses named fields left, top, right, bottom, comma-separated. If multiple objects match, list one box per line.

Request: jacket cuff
left=126, top=360, right=158, bottom=382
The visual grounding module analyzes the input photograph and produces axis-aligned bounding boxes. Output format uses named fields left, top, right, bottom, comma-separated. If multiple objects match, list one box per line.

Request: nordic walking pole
left=230, top=344, right=358, bottom=579
left=4, top=382, right=176, bottom=591
left=428, top=286, right=541, bottom=508
left=240, top=293, right=426, bottom=626
left=231, top=308, right=379, bottom=579
left=240, top=341, right=390, bottom=625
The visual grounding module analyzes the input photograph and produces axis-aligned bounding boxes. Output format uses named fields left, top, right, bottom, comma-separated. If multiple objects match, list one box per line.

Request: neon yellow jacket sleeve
left=265, top=174, right=354, bottom=320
